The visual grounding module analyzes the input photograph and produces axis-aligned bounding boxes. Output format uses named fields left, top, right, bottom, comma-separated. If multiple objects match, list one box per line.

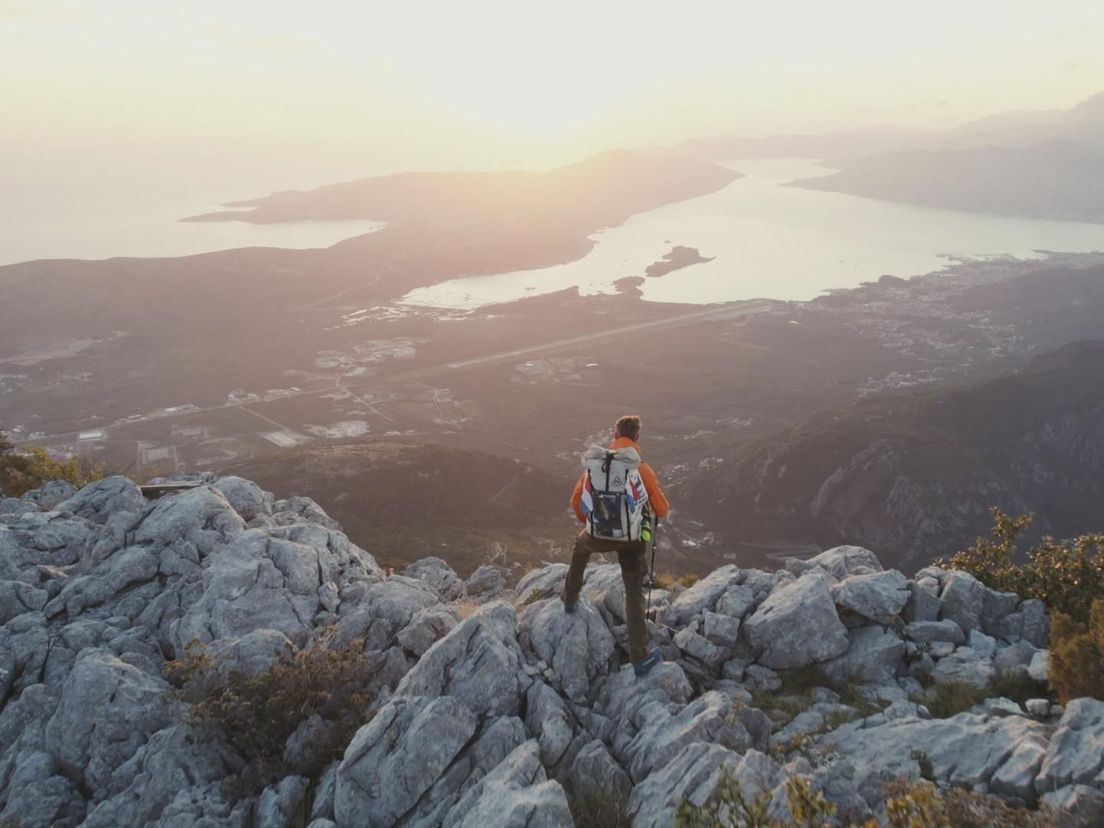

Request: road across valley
left=32, top=301, right=759, bottom=446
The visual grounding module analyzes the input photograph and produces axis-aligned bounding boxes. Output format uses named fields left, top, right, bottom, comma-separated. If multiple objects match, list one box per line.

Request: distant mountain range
left=792, top=140, right=1104, bottom=223
left=683, top=90, right=1104, bottom=223
left=184, top=149, right=740, bottom=227
left=940, top=91, right=1104, bottom=153
left=687, top=338, right=1104, bottom=569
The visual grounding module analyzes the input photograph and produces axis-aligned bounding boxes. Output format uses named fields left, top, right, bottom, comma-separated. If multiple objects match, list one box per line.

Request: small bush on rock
left=164, top=635, right=375, bottom=790
left=915, top=680, right=987, bottom=718
left=987, top=669, right=1049, bottom=706
left=1048, top=598, right=1104, bottom=703
left=675, top=770, right=835, bottom=827
left=0, top=433, right=102, bottom=497
left=941, top=510, right=1104, bottom=623
left=914, top=671, right=1052, bottom=717
left=655, top=572, right=701, bottom=590
left=880, top=781, right=1052, bottom=827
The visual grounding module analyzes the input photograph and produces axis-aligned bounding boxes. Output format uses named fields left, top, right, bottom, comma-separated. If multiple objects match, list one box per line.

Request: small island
left=643, top=245, right=715, bottom=279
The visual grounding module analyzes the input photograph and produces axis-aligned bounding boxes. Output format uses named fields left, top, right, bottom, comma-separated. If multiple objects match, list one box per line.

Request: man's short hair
left=615, top=415, right=641, bottom=441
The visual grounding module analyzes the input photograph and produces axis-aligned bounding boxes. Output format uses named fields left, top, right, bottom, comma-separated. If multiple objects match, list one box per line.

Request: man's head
left=614, top=415, right=641, bottom=442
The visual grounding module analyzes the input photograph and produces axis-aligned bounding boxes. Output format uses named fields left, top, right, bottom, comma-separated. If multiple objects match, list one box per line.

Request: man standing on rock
left=564, top=415, right=670, bottom=676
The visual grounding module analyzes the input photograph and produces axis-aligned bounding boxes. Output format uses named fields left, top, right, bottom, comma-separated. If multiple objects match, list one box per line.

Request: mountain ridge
left=687, top=338, right=1104, bottom=568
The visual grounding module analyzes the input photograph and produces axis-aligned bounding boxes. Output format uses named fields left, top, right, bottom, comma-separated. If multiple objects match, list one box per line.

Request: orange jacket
left=571, top=436, right=670, bottom=523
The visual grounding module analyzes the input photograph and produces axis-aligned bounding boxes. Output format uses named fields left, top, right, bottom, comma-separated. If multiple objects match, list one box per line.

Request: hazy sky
left=3, top=0, right=1104, bottom=189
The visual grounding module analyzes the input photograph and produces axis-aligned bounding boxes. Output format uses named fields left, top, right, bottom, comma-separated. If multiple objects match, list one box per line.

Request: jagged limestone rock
left=81, top=725, right=243, bottom=828
left=335, top=696, right=480, bottom=827
left=568, top=738, right=632, bottom=803
left=396, top=605, right=459, bottom=656
left=662, top=565, right=743, bottom=627
left=0, top=511, right=95, bottom=575
left=579, top=563, right=630, bottom=625
left=336, top=576, right=438, bottom=650
left=442, top=741, right=573, bottom=828
left=205, top=629, right=296, bottom=678
left=255, top=775, right=310, bottom=828
left=823, top=712, right=1051, bottom=806
left=904, top=577, right=942, bottom=622
left=55, top=476, right=145, bottom=524
left=212, top=476, right=273, bottom=522
left=519, top=598, right=615, bottom=704
left=744, top=572, right=849, bottom=669
left=831, top=569, right=909, bottom=623
left=334, top=696, right=529, bottom=828
left=1020, top=598, right=1050, bottom=648
left=463, top=564, right=506, bottom=603
left=4, top=474, right=1101, bottom=828
left=0, top=749, right=85, bottom=828
left=403, top=557, right=464, bottom=602
left=524, top=680, right=580, bottom=770
left=513, top=563, right=568, bottom=605
left=1041, top=784, right=1104, bottom=827
left=0, top=496, right=34, bottom=517
left=21, top=480, right=78, bottom=511
left=1037, top=698, right=1104, bottom=792
left=937, top=569, right=1020, bottom=637
left=156, top=781, right=250, bottom=828
left=629, top=745, right=780, bottom=828
left=396, top=603, right=526, bottom=717
left=929, top=646, right=996, bottom=688
left=45, top=648, right=174, bottom=792
left=621, top=690, right=768, bottom=782
left=905, top=619, right=965, bottom=644
left=0, top=579, right=48, bottom=624
left=797, top=545, right=884, bottom=579
left=673, top=625, right=729, bottom=669
left=822, top=626, right=905, bottom=685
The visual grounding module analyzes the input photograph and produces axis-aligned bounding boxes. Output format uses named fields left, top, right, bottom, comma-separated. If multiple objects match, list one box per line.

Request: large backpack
left=581, top=445, right=650, bottom=541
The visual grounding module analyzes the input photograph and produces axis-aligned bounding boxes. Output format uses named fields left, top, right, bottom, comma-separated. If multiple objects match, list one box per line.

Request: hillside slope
left=791, top=141, right=1104, bottom=223
left=225, top=439, right=571, bottom=573
left=688, top=339, right=1104, bottom=568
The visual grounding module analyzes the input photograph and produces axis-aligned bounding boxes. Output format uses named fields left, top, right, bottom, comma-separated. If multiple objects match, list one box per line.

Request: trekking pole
left=645, top=516, right=659, bottom=622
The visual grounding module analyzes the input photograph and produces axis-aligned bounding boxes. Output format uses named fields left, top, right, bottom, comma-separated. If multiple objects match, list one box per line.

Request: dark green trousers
left=563, top=530, right=649, bottom=664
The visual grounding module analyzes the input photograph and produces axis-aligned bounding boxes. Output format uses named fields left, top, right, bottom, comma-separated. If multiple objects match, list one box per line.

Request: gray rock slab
left=443, top=741, right=573, bottom=828
left=519, top=598, right=615, bottom=704
left=397, top=603, right=526, bottom=717
left=831, top=570, right=909, bottom=623
left=744, top=573, right=848, bottom=669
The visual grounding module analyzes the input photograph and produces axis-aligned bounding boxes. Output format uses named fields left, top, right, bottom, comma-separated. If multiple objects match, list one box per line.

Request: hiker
left=564, top=415, right=670, bottom=676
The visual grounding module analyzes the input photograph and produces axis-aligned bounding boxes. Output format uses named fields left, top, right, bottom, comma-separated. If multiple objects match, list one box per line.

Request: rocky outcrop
left=744, top=572, right=849, bottom=668
left=0, top=478, right=1097, bottom=827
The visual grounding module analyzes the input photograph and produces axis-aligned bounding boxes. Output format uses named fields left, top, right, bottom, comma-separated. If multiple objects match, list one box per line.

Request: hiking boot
left=563, top=601, right=577, bottom=614
left=633, top=648, right=662, bottom=677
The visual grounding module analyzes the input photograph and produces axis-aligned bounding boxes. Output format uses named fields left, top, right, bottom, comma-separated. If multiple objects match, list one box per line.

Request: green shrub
left=751, top=667, right=883, bottom=730
left=987, top=669, right=1049, bottom=706
left=163, top=635, right=375, bottom=791
left=940, top=509, right=1104, bottom=623
left=0, top=433, right=102, bottom=497
left=1048, top=599, right=1104, bottom=703
left=914, top=680, right=987, bottom=718
left=913, top=669, right=1053, bottom=718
